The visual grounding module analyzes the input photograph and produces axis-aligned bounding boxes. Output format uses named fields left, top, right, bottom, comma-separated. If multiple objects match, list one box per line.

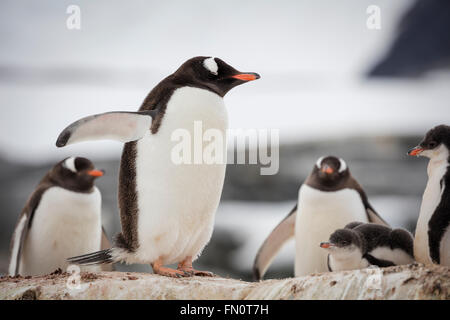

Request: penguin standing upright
left=320, top=222, right=414, bottom=272
left=408, top=124, right=450, bottom=266
left=56, top=57, right=260, bottom=277
left=8, top=157, right=111, bottom=276
left=253, top=156, right=388, bottom=279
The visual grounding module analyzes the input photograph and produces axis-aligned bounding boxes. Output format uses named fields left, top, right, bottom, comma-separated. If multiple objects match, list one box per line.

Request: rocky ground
left=0, top=264, right=448, bottom=300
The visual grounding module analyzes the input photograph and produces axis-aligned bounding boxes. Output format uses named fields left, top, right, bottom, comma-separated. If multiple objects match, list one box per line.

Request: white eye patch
left=63, top=157, right=77, bottom=173
left=339, top=158, right=347, bottom=173
left=203, top=57, right=218, bottom=75
left=315, top=156, right=325, bottom=168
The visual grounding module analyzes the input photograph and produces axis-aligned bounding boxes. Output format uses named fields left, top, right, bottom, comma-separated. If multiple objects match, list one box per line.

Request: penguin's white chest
left=20, top=187, right=102, bottom=275
left=415, top=158, right=448, bottom=264
left=328, top=248, right=368, bottom=271
left=134, top=86, right=228, bottom=264
left=295, top=185, right=368, bottom=276
left=369, top=247, right=414, bottom=266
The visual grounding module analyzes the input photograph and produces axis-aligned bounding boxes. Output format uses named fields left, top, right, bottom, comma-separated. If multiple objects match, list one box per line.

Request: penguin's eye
left=74, top=158, right=91, bottom=172
left=428, top=141, right=437, bottom=149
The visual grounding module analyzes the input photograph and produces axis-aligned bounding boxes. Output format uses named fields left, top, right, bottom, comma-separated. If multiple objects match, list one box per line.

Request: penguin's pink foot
left=152, top=259, right=190, bottom=278
left=177, top=256, right=216, bottom=277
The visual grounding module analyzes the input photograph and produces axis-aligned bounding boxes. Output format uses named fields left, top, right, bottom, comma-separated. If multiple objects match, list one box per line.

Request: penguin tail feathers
left=67, top=249, right=115, bottom=266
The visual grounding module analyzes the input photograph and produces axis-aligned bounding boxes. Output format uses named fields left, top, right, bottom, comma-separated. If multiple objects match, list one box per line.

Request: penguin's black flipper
left=56, top=111, right=156, bottom=147
left=8, top=184, right=48, bottom=276
left=327, top=254, right=332, bottom=272
left=100, top=227, right=112, bottom=251
left=67, top=249, right=114, bottom=266
left=366, top=207, right=390, bottom=227
left=353, top=180, right=389, bottom=227
left=390, top=228, right=414, bottom=257
left=363, top=253, right=395, bottom=268
left=8, top=213, right=30, bottom=276
left=253, top=204, right=297, bottom=281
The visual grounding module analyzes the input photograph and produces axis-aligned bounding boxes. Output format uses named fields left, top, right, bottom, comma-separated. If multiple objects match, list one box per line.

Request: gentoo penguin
left=56, top=57, right=260, bottom=277
left=253, top=156, right=388, bottom=279
left=408, top=124, right=450, bottom=266
left=320, top=222, right=414, bottom=272
left=8, top=157, right=111, bottom=276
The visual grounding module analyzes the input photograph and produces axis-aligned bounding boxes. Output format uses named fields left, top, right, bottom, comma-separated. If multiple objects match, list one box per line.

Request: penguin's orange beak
left=320, top=242, right=335, bottom=249
left=408, top=146, right=424, bottom=156
left=321, top=165, right=334, bottom=174
left=87, top=169, right=104, bottom=177
left=231, top=72, right=260, bottom=81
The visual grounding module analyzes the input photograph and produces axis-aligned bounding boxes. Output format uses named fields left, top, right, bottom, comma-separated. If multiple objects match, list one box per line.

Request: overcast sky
left=1, top=0, right=449, bottom=164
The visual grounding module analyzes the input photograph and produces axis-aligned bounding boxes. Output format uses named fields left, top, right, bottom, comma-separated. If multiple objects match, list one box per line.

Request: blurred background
left=1, top=0, right=449, bottom=280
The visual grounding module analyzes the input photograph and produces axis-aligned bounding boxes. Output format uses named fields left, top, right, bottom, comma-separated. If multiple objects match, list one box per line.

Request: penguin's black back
left=428, top=164, right=450, bottom=264
left=351, top=223, right=413, bottom=257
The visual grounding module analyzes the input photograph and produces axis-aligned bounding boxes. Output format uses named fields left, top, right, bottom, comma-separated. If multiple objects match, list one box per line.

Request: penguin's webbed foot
left=177, top=256, right=216, bottom=277
left=180, top=268, right=216, bottom=277
left=155, top=267, right=191, bottom=278
left=152, top=259, right=191, bottom=278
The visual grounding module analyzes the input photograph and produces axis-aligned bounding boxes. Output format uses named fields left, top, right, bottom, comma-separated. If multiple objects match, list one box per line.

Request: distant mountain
left=369, top=0, right=450, bottom=77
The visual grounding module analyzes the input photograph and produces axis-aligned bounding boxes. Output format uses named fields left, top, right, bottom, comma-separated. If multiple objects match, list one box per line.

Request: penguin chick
left=320, top=222, right=415, bottom=272
left=408, top=124, right=450, bottom=266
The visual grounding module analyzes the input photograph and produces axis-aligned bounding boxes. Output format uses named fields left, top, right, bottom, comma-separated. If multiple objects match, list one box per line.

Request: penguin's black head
left=173, top=56, right=260, bottom=97
left=310, top=156, right=350, bottom=188
left=51, top=157, right=104, bottom=192
left=408, top=124, right=450, bottom=159
left=320, top=228, right=364, bottom=253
